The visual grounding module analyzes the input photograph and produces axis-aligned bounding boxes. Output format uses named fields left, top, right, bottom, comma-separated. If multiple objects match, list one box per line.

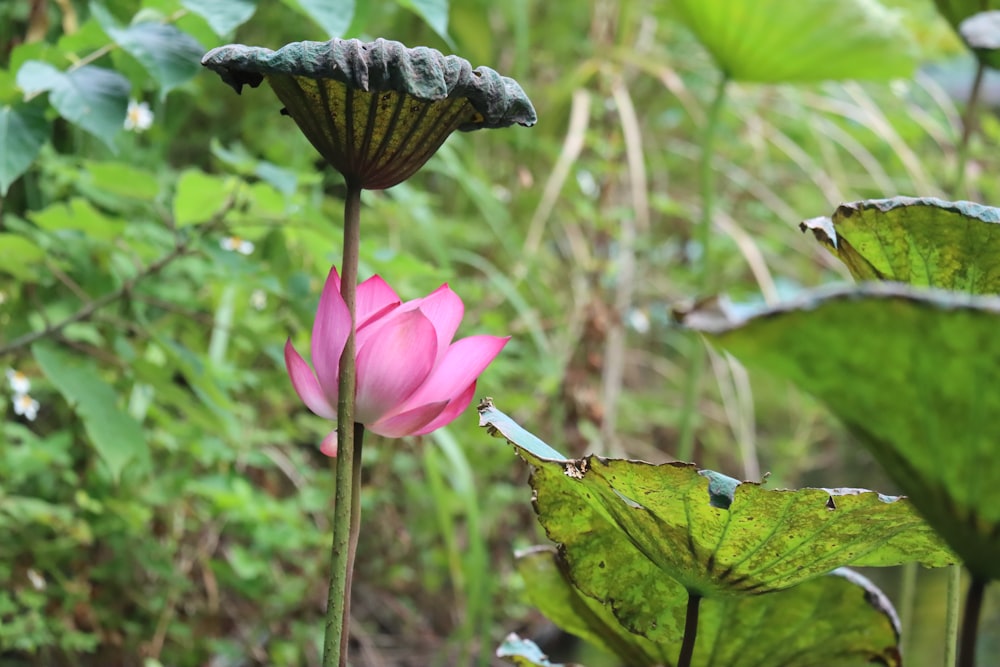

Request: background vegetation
left=1, top=0, right=999, bottom=665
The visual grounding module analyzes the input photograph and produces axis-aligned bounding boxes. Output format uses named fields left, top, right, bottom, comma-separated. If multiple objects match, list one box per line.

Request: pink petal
left=396, top=335, right=509, bottom=411
left=284, top=340, right=337, bottom=419
left=413, top=382, right=477, bottom=435
left=320, top=430, right=338, bottom=457
left=400, top=285, right=464, bottom=363
left=368, top=400, right=449, bottom=438
left=357, top=275, right=401, bottom=328
left=354, top=310, right=438, bottom=424
left=311, top=266, right=351, bottom=398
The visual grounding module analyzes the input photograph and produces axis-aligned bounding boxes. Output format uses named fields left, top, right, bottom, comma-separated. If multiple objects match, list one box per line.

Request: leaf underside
left=687, top=282, right=1000, bottom=580
left=515, top=546, right=901, bottom=667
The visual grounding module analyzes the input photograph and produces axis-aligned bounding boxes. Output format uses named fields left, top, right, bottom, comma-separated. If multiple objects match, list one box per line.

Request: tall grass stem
left=954, top=60, right=985, bottom=197
left=945, top=564, right=962, bottom=667
left=957, top=575, right=986, bottom=667
left=676, top=72, right=729, bottom=463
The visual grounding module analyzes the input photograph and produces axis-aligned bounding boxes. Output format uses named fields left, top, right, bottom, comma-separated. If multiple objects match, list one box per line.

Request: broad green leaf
left=0, top=101, right=49, bottom=195
left=91, top=4, right=204, bottom=95
left=397, top=0, right=452, bottom=44
left=33, top=343, right=148, bottom=482
left=478, top=402, right=953, bottom=607
left=517, top=546, right=902, bottom=667
left=496, top=633, right=575, bottom=667
left=686, top=282, right=1000, bottom=580
left=0, top=233, right=45, bottom=280
left=29, top=197, right=125, bottom=241
left=284, top=0, right=355, bottom=38
left=801, top=197, right=1000, bottom=291
left=210, top=139, right=301, bottom=195
left=84, top=160, right=160, bottom=200
left=670, top=0, right=916, bottom=83
left=173, top=168, right=238, bottom=226
left=934, top=1, right=1000, bottom=68
left=181, top=0, right=258, bottom=36
left=16, top=60, right=129, bottom=148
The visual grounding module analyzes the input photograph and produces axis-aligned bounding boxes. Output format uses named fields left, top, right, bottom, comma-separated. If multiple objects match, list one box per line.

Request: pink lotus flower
left=285, top=267, right=509, bottom=456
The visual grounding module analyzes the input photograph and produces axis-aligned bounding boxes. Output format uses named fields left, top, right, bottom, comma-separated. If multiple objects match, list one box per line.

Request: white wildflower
left=26, top=569, right=46, bottom=591
left=250, top=289, right=267, bottom=311
left=6, top=369, right=30, bottom=394
left=626, top=308, right=651, bottom=334
left=124, top=100, right=154, bottom=132
left=220, top=235, right=255, bottom=255
left=13, top=393, right=39, bottom=421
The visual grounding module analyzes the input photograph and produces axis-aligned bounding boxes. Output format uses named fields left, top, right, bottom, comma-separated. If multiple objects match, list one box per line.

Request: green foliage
left=2, top=0, right=999, bottom=665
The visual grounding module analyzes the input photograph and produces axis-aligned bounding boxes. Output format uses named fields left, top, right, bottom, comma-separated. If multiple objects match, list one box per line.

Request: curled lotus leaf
left=934, top=1, right=1000, bottom=67
left=202, top=38, right=536, bottom=189
left=800, top=197, right=1000, bottom=292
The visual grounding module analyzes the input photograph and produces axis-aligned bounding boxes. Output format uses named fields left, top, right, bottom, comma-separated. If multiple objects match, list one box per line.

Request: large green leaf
left=801, top=197, right=1000, bottom=291
left=478, top=401, right=953, bottom=637
left=685, top=282, right=1000, bottom=580
left=29, top=197, right=126, bottom=241
left=281, top=0, right=355, bottom=38
left=670, top=0, right=916, bottom=83
left=0, top=101, right=49, bottom=195
left=33, top=343, right=148, bottom=482
left=0, top=233, right=45, bottom=280
left=182, top=0, right=258, bottom=36
left=397, top=0, right=452, bottom=44
left=173, top=168, right=239, bottom=226
left=16, top=60, right=129, bottom=148
left=516, top=546, right=902, bottom=667
left=91, top=4, right=204, bottom=95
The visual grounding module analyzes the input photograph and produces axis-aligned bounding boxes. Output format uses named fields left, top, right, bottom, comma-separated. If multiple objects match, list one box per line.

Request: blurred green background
left=1, top=0, right=999, bottom=665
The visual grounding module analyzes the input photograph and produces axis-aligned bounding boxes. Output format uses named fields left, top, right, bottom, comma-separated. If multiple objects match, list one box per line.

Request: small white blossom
left=13, top=393, right=39, bottom=421
left=626, top=308, right=651, bottom=334
left=250, top=289, right=267, bottom=311
left=6, top=369, right=30, bottom=394
left=124, top=100, right=154, bottom=132
left=221, top=235, right=255, bottom=255
left=26, top=569, right=46, bottom=591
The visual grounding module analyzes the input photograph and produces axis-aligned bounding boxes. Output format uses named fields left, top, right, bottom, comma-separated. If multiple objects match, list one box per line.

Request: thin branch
left=0, top=199, right=233, bottom=356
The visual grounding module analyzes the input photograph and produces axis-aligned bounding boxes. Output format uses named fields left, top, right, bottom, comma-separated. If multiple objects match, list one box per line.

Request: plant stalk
left=677, top=592, right=702, bottom=667
left=898, top=562, right=918, bottom=658
left=323, top=182, right=363, bottom=667
left=957, top=575, right=986, bottom=667
left=676, top=72, right=729, bottom=463
left=945, top=564, right=962, bottom=667
left=954, top=60, right=985, bottom=197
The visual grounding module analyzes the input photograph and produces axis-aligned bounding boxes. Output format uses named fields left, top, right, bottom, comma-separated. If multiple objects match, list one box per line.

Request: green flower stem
left=677, top=592, right=702, bottom=667
left=957, top=575, right=986, bottom=667
left=945, top=564, right=961, bottom=667
left=898, top=562, right=918, bottom=657
left=323, top=182, right=363, bottom=667
left=676, top=72, right=729, bottom=463
left=954, top=60, right=985, bottom=198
